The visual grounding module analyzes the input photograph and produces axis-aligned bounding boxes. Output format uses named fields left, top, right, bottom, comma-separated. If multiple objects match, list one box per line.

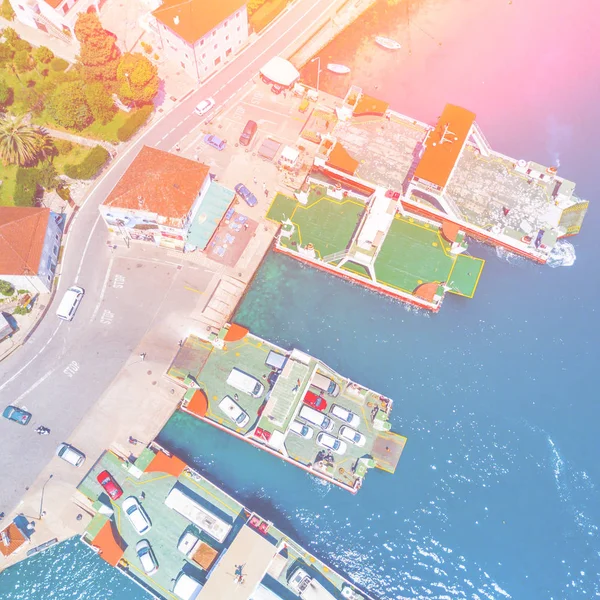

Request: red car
left=96, top=470, right=123, bottom=500
left=303, top=390, right=327, bottom=412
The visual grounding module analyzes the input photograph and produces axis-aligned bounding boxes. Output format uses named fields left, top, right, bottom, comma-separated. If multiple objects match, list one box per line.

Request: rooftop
left=413, top=104, right=475, bottom=189
left=77, top=447, right=373, bottom=599
left=153, top=0, right=246, bottom=45
left=168, top=326, right=407, bottom=491
left=0, top=207, right=50, bottom=276
left=103, top=146, right=209, bottom=221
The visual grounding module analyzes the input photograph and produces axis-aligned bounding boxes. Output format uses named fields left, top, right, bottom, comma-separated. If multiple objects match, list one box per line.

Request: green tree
left=48, top=81, right=93, bottom=130
left=74, top=12, right=121, bottom=82
left=0, top=117, right=53, bottom=167
left=36, top=161, right=60, bottom=190
left=84, top=81, right=116, bottom=124
left=0, top=280, right=15, bottom=296
left=3, top=27, right=19, bottom=46
left=13, top=50, right=33, bottom=72
left=116, top=52, right=159, bottom=106
left=0, top=43, right=15, bottom=66
left=0, top=0, right=16, bottom=21
left=34, top=46, right=54, bottom=65
left=0, top=80, right=13, bottom=108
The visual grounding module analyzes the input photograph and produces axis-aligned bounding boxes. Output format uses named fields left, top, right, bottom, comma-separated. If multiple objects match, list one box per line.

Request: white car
left=330, top=404, right=360, bottom=428
left=56, top=443, right=85, bottom=467
left=289, top=419, right=314, bottom=439
left=136, top=540, right=159, bottom=575
left=122, top=496, right=151, bottom=535
left=339, top=425, right=366, bottom=447
left=194, top=97, right=215, bottom=115
left=316, top=432, right=347, bottom=455
left=218, top=395, right=250, bottom=428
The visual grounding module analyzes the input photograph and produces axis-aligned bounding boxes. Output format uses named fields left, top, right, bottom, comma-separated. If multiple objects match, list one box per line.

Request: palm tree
left=0, top=117, right=54, bottom=167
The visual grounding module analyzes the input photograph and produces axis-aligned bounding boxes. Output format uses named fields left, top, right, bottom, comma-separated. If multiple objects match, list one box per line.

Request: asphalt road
left=0, top=0, right=332, bottom=516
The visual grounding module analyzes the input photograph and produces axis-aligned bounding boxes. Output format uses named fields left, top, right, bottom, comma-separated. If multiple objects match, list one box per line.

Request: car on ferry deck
left=97, top=470, right=123, bottom=500
left=316, top=432, right=347, bottom=455
left=136, top=540, right=159, bottom=575
left=339, top=425, right=366, bottom=447
left=303, top=390, right=327, bottom=411
left=218, top=395, right=250, bottom=428
left=330, top=404, right=360, bottom=428
left=122, top=496, right=152, bottom=535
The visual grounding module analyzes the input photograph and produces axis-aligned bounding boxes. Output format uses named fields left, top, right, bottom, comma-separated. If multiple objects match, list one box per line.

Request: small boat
left=327, top=63, right=351, bottom=74
left=375, top=36, right=402, bottom=50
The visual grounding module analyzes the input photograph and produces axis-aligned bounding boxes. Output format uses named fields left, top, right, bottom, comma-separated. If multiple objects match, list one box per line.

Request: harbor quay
left=168, top=324, right=406, bottom=494
left=74, top=444, right=374, bottom=600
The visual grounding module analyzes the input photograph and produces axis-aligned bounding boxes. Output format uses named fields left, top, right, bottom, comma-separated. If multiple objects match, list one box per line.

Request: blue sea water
left=2, top=0, right=599, bottom=598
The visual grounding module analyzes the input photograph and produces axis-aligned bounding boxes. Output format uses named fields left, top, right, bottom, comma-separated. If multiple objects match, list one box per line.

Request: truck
left=288, top=567, right=337, bottom=600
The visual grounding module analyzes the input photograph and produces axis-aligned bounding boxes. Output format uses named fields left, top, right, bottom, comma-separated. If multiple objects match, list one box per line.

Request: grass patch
left=0, top=163, right=18, bottom=206
left=52, top=142, right=91, bottom=175
left=80, top=110, right=129, bottom=143
left=249, top=0, right=290, bottom=32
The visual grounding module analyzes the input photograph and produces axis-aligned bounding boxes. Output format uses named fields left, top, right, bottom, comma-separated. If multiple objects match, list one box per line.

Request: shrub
left=0, top=42, right=14, bottom=65
left=17, top=289, right=30, bottom=295
left=14, top=49, right=33, bottom=72
left=2, top=27, right=19, bottom=46
left=84, top=81, right=116, bottom=124
left=12, top=38, right=32, bottom=53
left=63, top=145, right=110, bottom=179
left=116, top=105, right=153, bottom=141
left=14, top=167, right=42, bottom=206
left=48, top=81, right=93, bottom=130
left=153, top=53, right=159, bottom=60
left=249, top=0, right=289, bottom=32
left=34, top=46, right=54, bottom=64
left=13, top=305, right=29, bottom=315
left=0, top=79, right=13, bottom=107
left=0, top=280, right=15, bottom=296
left=53, top=138, right=74, bottom=154
left=0, top=0, right=15, bottom=21
left=56, top=184, right=71, bottom=202
left=50, top=57, right=69, bottom=72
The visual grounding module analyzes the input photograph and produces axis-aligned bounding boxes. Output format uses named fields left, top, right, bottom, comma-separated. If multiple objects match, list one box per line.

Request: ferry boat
left=327, top=63, right=351, bottom=74
left=375, top=36, right=402, bottom=50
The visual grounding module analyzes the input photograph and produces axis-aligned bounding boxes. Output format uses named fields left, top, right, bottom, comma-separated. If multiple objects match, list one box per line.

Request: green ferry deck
left=167, top=325, right=407, bottom=493
left=77, top=445, right=372, bottom=599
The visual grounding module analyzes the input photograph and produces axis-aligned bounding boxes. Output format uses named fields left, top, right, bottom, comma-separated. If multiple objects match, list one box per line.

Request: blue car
left=234, top=183, right=258, bottom=207
left=2, top=405, right=32, bottom=426
left=203, top=134, right=226, bottom=151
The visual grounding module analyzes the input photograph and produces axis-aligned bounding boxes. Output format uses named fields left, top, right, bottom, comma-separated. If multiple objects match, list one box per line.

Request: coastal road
left=0, top=0, right=334, bottom=517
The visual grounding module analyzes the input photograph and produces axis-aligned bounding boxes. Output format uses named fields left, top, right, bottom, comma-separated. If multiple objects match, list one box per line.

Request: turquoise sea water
left=2, top=0, right=599, bottom=598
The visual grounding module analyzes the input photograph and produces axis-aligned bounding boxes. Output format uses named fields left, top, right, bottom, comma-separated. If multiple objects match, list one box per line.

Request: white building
left=150, top=0, right=248, bottom=82
left=8, top=0, right=102, bottom=42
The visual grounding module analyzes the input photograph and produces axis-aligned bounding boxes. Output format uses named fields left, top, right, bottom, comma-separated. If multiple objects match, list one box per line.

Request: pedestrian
left=234, top=393, right=239, bottom=401
left=243, top=223, right=249, bottom=231
left=175, top=143, right=181, bottom=152
left=0, top=512, right=5, bottom=521
left=264, top=189, right=269, bottom=198
left=262, top=182, right=266, bottom=191
left=140, top=491, right=146, bottom=501
left=128, top=436, right=138, bottom=445
left=253, top=176, right=257, bottom=185
left=140, top=352, right=146, bottom=361
left=178, top=339, right=184, bottom=347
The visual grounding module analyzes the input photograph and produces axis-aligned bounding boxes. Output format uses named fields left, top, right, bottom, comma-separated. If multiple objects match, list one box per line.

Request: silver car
left=56, top=443, right=85, bottom=467
left=122, top=496, right=152, bottom=535
left=136, top=540, right=158, bottom=575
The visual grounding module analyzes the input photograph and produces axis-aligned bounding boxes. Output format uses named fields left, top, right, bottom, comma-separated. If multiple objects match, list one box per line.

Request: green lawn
left=0, top=164, right=18, bottom=206
left=52, top=142, right=92, bottom=175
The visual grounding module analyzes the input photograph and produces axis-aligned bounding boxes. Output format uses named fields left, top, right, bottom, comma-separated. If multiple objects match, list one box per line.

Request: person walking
left=139, top=352, right=146, bottom=361
left=253, top=176, right=257, bottom=185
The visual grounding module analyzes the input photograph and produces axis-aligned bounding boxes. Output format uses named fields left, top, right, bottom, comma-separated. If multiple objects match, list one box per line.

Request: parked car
left=303, top=390, right=327, bottom=412
left=289, top=420, right=314, bottom=439
left=96, top=470, right=123, bottom=500
left=194, top=97, right=215, bottom=116
left=56, top=443, right=86, bottom=467
left=2, top=405, right=31, bottom=426
left=330, top=404, right=360, bottom=428
left=316, top=432, right=347, bottom=455
left=339, top=425, right=366, bottom=447
left=203, top=134, right=226, bottom=151
left=122, top=496, right=152, bottom=535
left=271, top=83, right=284, bottom=95
left=218, top=395, right=250, bottom=428
left=136, top=540, right=159, bottom=575
left=234, top=183, right=258, bottom=207
left=56, top=285, right=84, bottom=321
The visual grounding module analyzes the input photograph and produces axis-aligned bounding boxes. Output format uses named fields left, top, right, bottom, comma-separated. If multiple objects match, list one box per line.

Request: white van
left=299, top=405, right=334, bottom=432
left=173, top=572, right=203, bottom=600
left=312, top=372, right=340, bottom=397
left=289, top=419, right=314, bottom=439
left=227, top=368, right=265, bottom=398
left=56, top=286, right=84, bottom=321
left=218, top=395, right=250, bottom=427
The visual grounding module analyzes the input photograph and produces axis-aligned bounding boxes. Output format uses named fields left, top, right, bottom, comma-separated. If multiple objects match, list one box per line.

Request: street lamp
left=311, top=57, right=321, bottom=96
left=38, top=474, right=53, bottom=520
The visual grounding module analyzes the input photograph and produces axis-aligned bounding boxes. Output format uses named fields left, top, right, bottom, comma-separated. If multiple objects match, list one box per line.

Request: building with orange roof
left=0, top=521, right=29, bottom=559
left=151, top=0, right=248, bottom=82
left=99, top=146, right=217, bottom=251
left=9, top=0, right=104, bottom=41
left=0, top=207, right=63, bottom=294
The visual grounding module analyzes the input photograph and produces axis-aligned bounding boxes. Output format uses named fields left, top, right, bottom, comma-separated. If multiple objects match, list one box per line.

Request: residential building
left=0, top=207, right=63, bottom=294
left=150, top=0, right=248, bottom=81
left=8, top=0, right=104, bottom=42
left=99, top=146, right=213, bottom=251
